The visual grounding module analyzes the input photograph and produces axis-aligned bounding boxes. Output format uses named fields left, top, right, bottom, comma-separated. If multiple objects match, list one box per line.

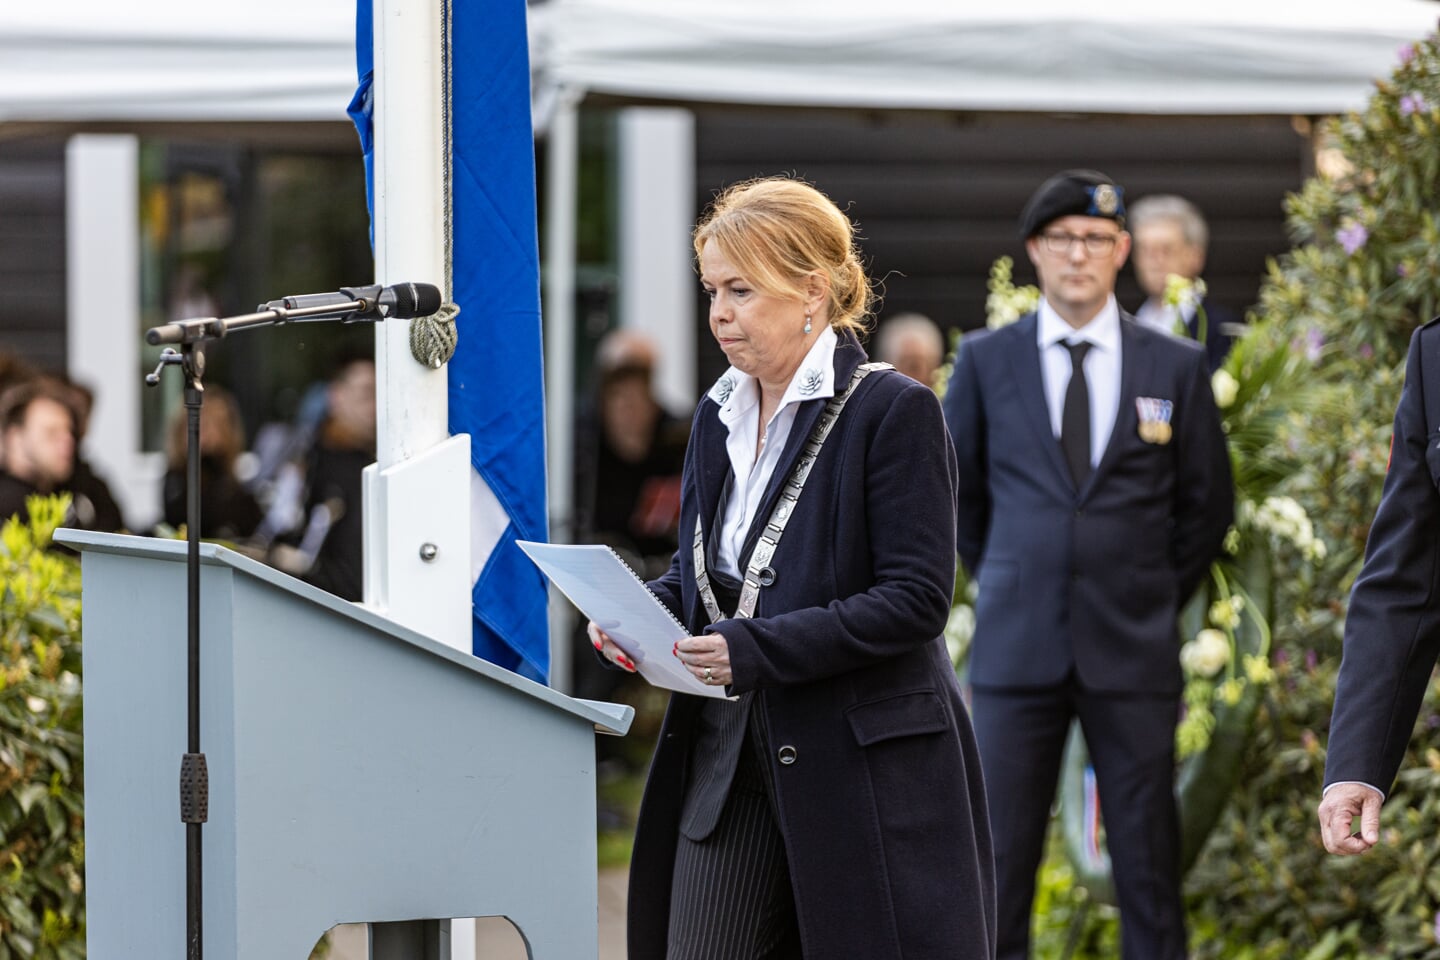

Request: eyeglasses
left=1039, top=231, right=1120, bottom=257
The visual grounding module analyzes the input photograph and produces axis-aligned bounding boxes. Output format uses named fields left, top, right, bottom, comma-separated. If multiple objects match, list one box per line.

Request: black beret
left=1018, top=169, right=1126, bottom=239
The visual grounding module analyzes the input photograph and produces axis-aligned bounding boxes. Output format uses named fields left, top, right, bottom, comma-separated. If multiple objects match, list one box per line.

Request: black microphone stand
left=143, top=292, right=393, bottom=960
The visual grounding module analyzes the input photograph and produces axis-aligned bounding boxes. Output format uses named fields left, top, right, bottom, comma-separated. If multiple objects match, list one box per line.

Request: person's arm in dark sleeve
left=943, top=336, right=990, bottom=578
left=1170, top=348, right=1234, bottom=601
left=1327, top=327, right=1440, bottom=792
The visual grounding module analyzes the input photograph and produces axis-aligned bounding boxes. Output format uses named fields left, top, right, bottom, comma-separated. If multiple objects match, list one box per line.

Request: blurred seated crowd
left=0, top=315, right=939, bottom=609
left=0, top=348, right=375, bottom=603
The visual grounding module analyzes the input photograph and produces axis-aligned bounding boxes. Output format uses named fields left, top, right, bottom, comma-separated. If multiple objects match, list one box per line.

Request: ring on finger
left=703, top=666, right=713, bottom=683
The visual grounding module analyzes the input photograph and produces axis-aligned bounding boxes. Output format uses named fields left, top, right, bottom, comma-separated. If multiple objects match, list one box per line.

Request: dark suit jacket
left=1326, top=320, right=1440, bottom=793
left=943, top=312, right=1233, bottom=695
left=629, top=333, right=996, bottom=960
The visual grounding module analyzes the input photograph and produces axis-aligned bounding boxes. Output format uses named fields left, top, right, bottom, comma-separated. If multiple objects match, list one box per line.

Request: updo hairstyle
left=693, top=178, right=874, bottom=336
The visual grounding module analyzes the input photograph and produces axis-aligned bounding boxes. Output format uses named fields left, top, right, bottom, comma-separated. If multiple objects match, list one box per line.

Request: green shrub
left=1183, top=26, right=1440, bottom=960
left=0, top=496, right=84, bottom=959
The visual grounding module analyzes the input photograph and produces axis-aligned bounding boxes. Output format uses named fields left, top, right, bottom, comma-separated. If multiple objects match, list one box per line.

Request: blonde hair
left=694, top=178, right=874, bottom=336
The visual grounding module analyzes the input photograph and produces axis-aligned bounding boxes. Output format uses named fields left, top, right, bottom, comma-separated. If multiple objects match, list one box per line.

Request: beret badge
left=1088, top=183, right=1121, bottom=217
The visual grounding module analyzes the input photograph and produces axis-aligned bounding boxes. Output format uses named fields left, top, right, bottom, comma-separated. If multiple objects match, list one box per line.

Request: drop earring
left=804, top=315, right=813, bottom=334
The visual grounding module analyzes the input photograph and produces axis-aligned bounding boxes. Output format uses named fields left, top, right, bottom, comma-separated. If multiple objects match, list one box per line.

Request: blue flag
left=351, top=0, right=550, bottom=681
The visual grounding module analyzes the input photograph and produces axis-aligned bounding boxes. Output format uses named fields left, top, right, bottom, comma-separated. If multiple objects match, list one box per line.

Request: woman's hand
left=587, top=622, right=637, bottom=672
left=676, top=634, right=731, bottom=687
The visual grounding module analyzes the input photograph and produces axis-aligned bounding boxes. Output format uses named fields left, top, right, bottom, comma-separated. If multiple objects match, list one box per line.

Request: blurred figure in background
left=292, top=356, right=376, bottom=602
left=161, top=384, right=262, bottom=542
left=59, top=377, right=126, bottom=534
left=0, top=377, right=121, bottom=532
left=574, top=329, right=689, bottom=572
left=1130, top=194, right=1242, bottom=372
left=874, top=311, right=945, bottom=390
left=571, top=329, right=689, bottom=703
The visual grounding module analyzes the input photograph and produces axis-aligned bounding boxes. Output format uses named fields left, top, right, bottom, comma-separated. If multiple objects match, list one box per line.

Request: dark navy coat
left=1327, top=320, right=1440, bottom=794
left=630, top=334, right=997, bottom=960
left=943, top=313, right=1233, bottom=695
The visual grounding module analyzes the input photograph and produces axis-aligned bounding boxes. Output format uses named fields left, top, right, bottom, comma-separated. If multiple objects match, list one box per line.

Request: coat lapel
left=736, top=332, right=867, bottom=568
left=1079, top=315, right=1145, bottom=501
left=690, top=400, right=731, bottom=550
left=1008, top=314, right=1075, bottom=492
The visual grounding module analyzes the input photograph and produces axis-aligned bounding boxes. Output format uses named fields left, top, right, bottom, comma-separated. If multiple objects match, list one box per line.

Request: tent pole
left=543, top=87, right=582, bottom=693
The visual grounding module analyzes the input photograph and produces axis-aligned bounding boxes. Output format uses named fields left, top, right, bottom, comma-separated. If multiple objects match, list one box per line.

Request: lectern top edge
left=57, top=529, right=634, bottom=736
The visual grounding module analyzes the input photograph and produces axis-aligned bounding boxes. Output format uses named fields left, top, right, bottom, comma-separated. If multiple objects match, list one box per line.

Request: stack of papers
left=517, top=541, right=732, bottom=699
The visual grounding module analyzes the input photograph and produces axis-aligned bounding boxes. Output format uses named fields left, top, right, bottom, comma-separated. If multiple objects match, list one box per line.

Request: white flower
left=25, top=696, right=48, bottom=715
left=1211, top=369, right=1239, bottom=409
left=1181, top=628, right=1231, bottom=678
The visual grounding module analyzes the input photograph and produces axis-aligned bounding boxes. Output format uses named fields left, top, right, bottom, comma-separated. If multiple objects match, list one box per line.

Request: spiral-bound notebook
left=516, top=541, right=733, bottom=699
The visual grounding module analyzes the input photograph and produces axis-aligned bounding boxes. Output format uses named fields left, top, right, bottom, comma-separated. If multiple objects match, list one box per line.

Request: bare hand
left=676, top=634, right=731, bottom=687
left=1318, top=783, right=1383, bottom=855
left=587, top=622, right=637, bottom=673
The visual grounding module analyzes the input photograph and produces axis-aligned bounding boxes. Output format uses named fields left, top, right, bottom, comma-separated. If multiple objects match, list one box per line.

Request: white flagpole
left=365, top=0, right=472, bottom=654
left=366, top=2, right=476, bottom=954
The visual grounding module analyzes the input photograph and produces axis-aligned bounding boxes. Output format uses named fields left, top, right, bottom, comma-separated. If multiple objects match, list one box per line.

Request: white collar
left=707, top=325, right=839, bottom=420
left=1037, top=296, right=1122, bottom=352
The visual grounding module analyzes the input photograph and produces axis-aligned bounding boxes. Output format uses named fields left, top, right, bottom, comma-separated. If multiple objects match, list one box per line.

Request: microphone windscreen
left=388, top=282, right=443, bottom=319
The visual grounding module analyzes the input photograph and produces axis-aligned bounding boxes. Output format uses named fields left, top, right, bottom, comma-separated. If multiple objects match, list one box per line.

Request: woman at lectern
left=589, top=178, right=996, bottom=959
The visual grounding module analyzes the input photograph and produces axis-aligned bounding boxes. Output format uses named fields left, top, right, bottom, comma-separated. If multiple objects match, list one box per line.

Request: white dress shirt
left=1135, top=297, right=1195, bottom=338
left=1037, top=296, right=1123, bottom=468
left=708, top=326, right=838, bottom=579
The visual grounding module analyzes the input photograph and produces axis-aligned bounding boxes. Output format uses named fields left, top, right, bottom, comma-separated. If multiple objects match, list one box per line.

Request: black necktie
left=1061, top=340, right=1093, bottom=487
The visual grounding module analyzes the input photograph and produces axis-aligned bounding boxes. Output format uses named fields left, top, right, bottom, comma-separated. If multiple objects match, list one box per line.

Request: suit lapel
left=691, top=400, right=731, bottom=550
left=1080, top=315, right=1145, bottom=501
left=1008, top=314, right=1075, bottom=492
left=735, top=333, right=867, bottom=568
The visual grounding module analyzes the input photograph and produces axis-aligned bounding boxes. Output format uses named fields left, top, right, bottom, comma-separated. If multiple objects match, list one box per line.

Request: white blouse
left=708, top=326, right=838, bottom=579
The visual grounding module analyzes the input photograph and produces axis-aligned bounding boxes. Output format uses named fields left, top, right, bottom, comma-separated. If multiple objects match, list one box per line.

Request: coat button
left=777, top=745, right=798, bottom=765
left=757, top=566, right=777, bottom=586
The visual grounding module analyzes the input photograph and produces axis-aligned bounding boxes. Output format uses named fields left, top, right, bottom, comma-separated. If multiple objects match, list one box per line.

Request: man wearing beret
left=943, top=170, right=1234, bottom=960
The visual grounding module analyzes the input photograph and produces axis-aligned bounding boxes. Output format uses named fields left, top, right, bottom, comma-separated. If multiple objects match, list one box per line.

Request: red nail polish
left=592, top=637, right=603, bottom=649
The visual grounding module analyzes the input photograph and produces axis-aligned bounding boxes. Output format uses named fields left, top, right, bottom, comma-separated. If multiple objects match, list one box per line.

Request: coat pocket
left=846, top=690, right=949, bottom=747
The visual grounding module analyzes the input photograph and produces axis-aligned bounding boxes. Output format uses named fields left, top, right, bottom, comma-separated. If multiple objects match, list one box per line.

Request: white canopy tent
left=1, top=1, right=1435, bottom=123
left=526, top=0, right=1440, bottom=117
left=0, top=0, right=356, bottom=123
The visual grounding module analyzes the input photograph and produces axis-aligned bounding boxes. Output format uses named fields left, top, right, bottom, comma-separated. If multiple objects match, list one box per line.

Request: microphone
left=260, top=282, right=442, bottom=321
left=145, top=281, right=445, bottom=346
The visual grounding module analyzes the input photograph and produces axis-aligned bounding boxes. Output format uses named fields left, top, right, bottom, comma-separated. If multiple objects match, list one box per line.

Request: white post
left=65, top=134, right=163, bottom=532
left=618, top=107, right=698, bottom=411
left=365, top=6, right=479, bottom=957
left=543, top=88, right=582, bottom=693
left=365, top=0, right=473, bottom=653
left=370, top=0, right=448, bottom=467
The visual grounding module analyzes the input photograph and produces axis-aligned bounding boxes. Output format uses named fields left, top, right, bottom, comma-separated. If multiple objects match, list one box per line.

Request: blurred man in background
left=1130, top=194, right=1242, bottom=372
left=874, top=311, right=946, bottom=390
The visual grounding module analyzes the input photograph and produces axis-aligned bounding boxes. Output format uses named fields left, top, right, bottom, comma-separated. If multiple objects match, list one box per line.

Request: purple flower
left=1337, top=222, right=1369, bottom=255
left=1360, top=343, right=1374, bottom=359
left=1400, top=93, right=1428, bottom=116
left=1428, top=714, right=1440, bottom=730
left=1399, top=44, right=1417, bottom=64
left=1304, top=328, right=1325, bottom=363
left=1433, top=910, right=1440, bottom=945
left=1305, top=649, right=1318, bottom=673
left=1399, top=262, right=1412, bottom=277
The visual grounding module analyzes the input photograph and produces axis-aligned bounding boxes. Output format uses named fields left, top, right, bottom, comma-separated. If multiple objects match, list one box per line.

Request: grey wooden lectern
left=58, top=530, right=632, bottom=960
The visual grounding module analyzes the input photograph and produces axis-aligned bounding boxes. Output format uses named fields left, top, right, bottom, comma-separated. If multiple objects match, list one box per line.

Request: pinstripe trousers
left=666, top=718, right=802, bottom=959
